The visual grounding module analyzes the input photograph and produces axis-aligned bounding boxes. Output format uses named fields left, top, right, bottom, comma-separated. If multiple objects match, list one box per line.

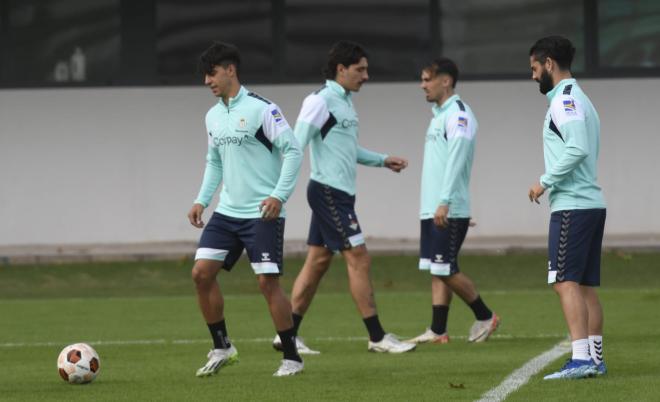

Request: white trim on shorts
left=419, top=258, right=431, bottom=270
left=251, top=262, right=280, bottom=275
left=348, top=233, right=365, bottom=247
left=195, top=248, right=228, bottom=261
left=430, top=262, right=451, bottom=276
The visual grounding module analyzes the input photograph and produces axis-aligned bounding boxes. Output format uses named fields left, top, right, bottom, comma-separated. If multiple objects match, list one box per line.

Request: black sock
left=292, top=313, right=304, bottom=336
left=277, top=327, right=302, bottom=362
left=207, top=320, right=231, bottom=349
left=468, top=296, right=493, bottom=321
left=363, top=315, right=386, bottom=342
left=431, top=305, right=449, bottom=335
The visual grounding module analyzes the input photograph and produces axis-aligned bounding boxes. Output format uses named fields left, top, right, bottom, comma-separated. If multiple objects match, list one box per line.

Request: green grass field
left=1, top=252, right=659, bottom=401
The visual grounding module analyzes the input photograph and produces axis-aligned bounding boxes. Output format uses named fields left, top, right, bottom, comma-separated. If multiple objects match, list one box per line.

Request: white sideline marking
left=0, top=333, right=564, bottom=349
left=476, top=339, right=570, bottom=402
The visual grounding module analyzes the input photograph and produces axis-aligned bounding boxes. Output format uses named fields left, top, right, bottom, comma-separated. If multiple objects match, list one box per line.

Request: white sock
left=571, top=339, right=590, bottom=361
left=589, top=335, right=603, bottom=364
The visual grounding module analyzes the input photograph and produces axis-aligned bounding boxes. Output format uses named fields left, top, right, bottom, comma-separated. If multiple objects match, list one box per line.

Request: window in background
left=3, top=0, right=120, bottom=86
left=285, top=0, right=430, bottom=82
left=439, top=0, right=585, bottom=76
left=599, top=0, right=660, bottom=69
left=156, top=0, right=272, bottom=85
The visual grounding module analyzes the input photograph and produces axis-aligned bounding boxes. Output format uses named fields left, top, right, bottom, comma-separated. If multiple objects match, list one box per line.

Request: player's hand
left=528, top=182, right=546, bottom=204
left=187, top=203, right=205, bottom=228
left=384, top=156, right=408, bottom=173
left=260, top=197, right=282, bottom=221
left=433, top=205, right=449, bottom=228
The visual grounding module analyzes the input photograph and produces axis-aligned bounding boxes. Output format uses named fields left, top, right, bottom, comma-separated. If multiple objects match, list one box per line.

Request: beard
left=538, top=69, right=554, bottom=94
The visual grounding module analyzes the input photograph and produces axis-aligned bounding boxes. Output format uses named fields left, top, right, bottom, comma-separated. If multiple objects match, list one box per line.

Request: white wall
left=1, top=78, right=658, bottom=246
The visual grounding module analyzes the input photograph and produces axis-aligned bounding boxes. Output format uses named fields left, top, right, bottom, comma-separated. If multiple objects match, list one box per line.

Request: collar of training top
left=326, top=79, right=352, bottom=99
left=432, top=94, right=460, bottom=116
left=546, top=78, right=576, bottom=102
left=219, top=85, right=247, bottom=109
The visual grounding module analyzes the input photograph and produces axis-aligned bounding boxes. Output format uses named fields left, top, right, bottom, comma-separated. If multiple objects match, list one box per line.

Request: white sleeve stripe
left=445, top=110, right=476, bottom=140
left=262, top=103, right=292, bottom=142
left=550, top=95, right=585, bottom=127
left=296, top=94, right=329, bottom=129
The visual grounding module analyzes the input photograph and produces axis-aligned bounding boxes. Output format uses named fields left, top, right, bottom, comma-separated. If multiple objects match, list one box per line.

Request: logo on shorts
left=261, top=252, right=271, bottom=261
left=348, top=214, right=359, bottom=231
left=435, top=254, right=444, bottom=263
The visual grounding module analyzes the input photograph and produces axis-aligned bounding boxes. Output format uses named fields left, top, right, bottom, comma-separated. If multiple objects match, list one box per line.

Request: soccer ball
left=57, top=343, right=100, bottom=384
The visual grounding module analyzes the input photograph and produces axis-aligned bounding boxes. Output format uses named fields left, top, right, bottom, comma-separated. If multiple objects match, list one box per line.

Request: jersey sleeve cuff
left=539, top=175, right=550, bottom=189
left=194, top=200, right=209, bottom=208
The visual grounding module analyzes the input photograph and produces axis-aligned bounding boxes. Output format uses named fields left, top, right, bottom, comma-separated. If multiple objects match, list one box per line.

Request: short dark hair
left=529, top=36, right=576, bottom=71
left=423, top=57, right=459, bottom=88
left=323, top=41, right=368, bottom=80
left=199, top=41, right=241, bottom=76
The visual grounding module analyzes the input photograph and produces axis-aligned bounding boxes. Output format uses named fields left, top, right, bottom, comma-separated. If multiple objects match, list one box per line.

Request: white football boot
left=195, top=345, right=239, bottom=377
left=273, top=359, right=304, bottom=377
left=368, top=333, right=416, bottom=353
left=272, top=335, right=321, bottom=355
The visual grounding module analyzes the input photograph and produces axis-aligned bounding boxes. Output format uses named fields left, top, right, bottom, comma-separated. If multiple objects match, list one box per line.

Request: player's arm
left=357, top=147, right=408, bottom=172
left=189, top=129, right=223, bottom=227
left=436, top=111, right=475, bottom=227
left=539, top=96, right=589, bottom=189
left=357, top=146, right=386, bottom=167
left=293, top=94, right=326, bottom=151
left=262, top=103, right=303, bottom=218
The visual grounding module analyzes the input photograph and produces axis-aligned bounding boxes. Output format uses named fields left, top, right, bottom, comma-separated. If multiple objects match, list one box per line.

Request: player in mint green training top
left=406, top=58, right=499, bottom=346
left=187, top=42, right=303, bottom=378
left=272, top=41, right=415, bottom=355
left=527, top=36, right=606, bottom=380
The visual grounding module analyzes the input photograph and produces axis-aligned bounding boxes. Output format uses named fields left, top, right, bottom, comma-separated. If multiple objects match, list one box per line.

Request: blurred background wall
left=1, top=0, right=659, bottom=247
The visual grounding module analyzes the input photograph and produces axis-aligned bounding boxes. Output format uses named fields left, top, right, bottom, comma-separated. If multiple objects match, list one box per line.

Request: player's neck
left=220, top=81, right=241, bottom=105
left=552, top=71, right=572, bottom=87
left=436, top=89, right=455, bottom=107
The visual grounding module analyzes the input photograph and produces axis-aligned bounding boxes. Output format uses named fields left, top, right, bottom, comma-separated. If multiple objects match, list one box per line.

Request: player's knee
left=257, top=274, right=280, bottom=296
left=308, top=246, right=333, bottom=269
left=191, top=262, right=217, bottom=288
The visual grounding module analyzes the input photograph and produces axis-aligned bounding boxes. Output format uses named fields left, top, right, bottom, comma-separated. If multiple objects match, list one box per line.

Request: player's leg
left=544, top=210, right=598, bottom=380
left=583, top=286, right=604, bottom=370
left=343, top=244, right=377, bottom=318
left=441, top=272, right=499, bottom=342
left=341, top=244, right=415, bottom=353
left=408, top=219, right=452, bottom=344
left=257, top=274, right=304, bottom=376
left=192, top=259, right=224, bottom=336
left=270, top=245, right=329, bottom=355
left=272, top=212, right=331, bottom=355
left=193, top=213, right=241, bottom=377
left=291, top=226, right=334, bottom=319
left=430, top=218, right=498, bottom=342
left=245, top=217, right=303, bottom=376
left=582, top=208, right=606, bottom=374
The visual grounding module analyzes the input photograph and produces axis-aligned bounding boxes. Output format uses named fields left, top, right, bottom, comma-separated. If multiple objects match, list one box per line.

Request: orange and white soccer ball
left=57, top=343, right=100, bottom=384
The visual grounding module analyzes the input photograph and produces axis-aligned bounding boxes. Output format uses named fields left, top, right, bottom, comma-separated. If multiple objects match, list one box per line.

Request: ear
left=226, top=64, right=236, bottom=77
left=336, top=64, right=347, bottom=77
left=545, top=57, right=554, bottom=72
left=442, top=75, right=452, bottom=88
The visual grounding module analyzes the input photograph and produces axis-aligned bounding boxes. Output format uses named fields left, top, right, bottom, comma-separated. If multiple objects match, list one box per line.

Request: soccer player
left=406, top=58, right=499, bottom=345
left=528, top=36, right=607, bottom=379
left=187, top=42, right=304, bottom=377
left=272, top=40, right=415, bottom=354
